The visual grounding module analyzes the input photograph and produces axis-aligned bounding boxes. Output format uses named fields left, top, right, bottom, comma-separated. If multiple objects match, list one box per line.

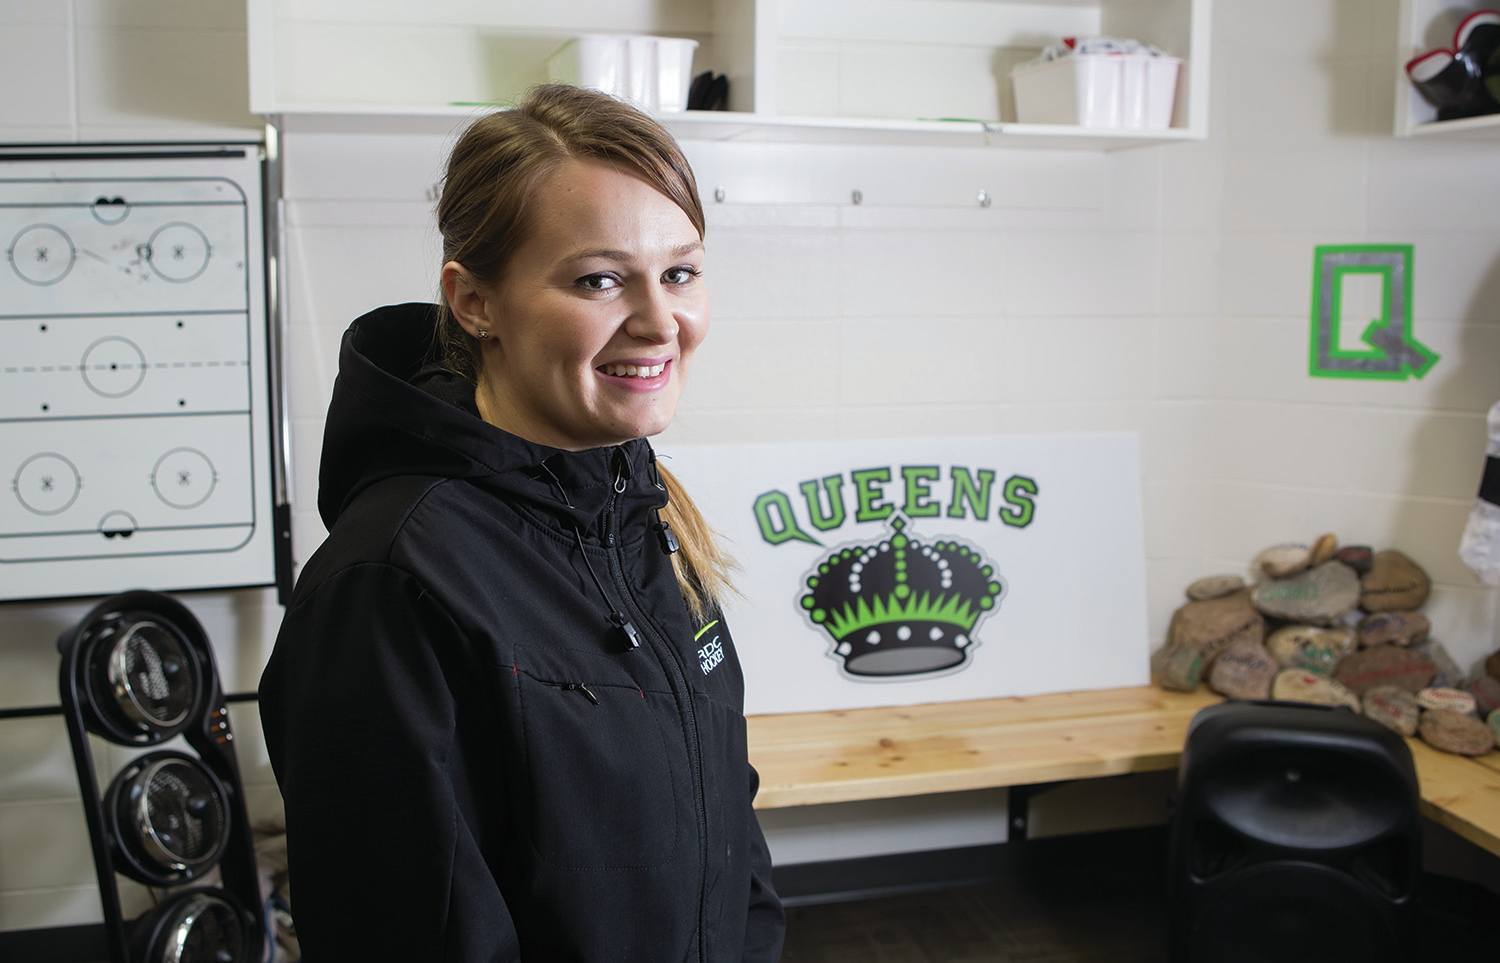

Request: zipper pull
left=610, top=611, right=641, bottom=651
left=611, top=447, right=630, bottom=493
left=653, top=515, right=679, bottom=555
left=565, top=682, right=600, bottom=706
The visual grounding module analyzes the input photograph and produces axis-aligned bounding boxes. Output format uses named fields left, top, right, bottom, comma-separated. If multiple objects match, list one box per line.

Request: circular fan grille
left=115, top=755, right=229, bottom=876
left=144, top=760, right=223, bottom=865
left=155, top=892, right=246, bottom=963
left=111, top=620, right=195, bottom=730
left=105, top=751, right=232, bottom=886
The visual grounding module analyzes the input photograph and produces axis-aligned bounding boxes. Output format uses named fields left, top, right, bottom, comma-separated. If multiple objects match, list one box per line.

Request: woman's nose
left=625, top=287, right=680, bottom=344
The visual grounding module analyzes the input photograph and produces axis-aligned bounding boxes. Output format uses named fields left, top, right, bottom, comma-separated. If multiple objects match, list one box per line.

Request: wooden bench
left=747, top=686, right=1500, bottom=858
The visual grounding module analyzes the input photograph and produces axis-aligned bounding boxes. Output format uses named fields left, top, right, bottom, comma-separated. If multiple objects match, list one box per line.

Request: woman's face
left=444, top=158, right=708, bottom=451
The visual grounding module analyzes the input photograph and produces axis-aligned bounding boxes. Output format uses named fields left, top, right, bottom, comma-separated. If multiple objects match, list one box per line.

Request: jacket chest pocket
left=513, top=643, right=688, bottom=870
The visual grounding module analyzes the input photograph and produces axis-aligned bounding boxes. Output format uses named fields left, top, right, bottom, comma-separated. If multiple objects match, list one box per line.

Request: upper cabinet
left=248, top=0, right=1211, bottom=150
left=1395, top=0, right=1500, bottom=139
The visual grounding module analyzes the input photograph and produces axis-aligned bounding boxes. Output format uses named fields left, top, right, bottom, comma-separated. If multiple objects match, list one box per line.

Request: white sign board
left=664, top=433, right=1148, bottom=715
left=0, top=147, right=276, bottom=602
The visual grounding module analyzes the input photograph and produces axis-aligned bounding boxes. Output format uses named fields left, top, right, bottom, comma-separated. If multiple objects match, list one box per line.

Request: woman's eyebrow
left=562, top=241, right=703, bottom=263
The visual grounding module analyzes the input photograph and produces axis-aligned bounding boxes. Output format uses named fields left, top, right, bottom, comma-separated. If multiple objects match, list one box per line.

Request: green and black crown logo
left=799, top=515, right=1006, bottom=678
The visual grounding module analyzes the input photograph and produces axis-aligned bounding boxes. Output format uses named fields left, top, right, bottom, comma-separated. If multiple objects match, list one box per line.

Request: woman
left=258, top=84, right=785, bottom=961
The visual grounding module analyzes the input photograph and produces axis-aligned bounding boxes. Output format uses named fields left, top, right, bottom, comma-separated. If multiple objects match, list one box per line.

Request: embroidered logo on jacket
left=694, top=619, right=723, bottom=676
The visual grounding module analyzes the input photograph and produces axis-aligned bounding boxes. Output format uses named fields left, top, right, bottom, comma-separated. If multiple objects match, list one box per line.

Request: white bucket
left=1012, top=52, right=1181, bottom=128
left=547, top=35, right=700, bottom=113
left=652, top=37, right=699, bottom=112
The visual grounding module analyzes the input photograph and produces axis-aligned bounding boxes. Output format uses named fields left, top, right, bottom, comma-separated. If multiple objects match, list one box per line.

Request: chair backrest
left=1168, top=700, right=1420, bottom=963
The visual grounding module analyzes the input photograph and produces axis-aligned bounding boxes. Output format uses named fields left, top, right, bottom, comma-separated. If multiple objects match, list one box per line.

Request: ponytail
left=658, top=464, right=734, bottom=623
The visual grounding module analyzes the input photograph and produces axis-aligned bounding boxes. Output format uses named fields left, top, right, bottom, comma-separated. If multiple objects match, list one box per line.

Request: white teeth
left=601, top=362, right=666, bottom=378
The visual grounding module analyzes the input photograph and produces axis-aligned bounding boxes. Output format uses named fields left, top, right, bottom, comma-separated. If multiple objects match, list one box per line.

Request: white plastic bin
left=651, top=36, right=699, bottom=112
left=1011, top=53, right=1181, bottom=128
left=547, top=35, right=700, bottom=113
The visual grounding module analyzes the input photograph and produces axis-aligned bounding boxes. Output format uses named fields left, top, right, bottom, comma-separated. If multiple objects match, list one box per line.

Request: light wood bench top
left=746, top=686, right=1500, bottom=859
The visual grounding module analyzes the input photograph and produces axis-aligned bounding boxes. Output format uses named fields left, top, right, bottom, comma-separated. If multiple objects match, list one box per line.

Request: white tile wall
left=73, top=25, right=255, bottom=133
left=3, top=0, right=1500, bottom=932
left=0, top=25, right=75, bottom=134
left=689, top=318, right=842, bottom=410
left=702, top=229, right=843, bottom=319
left=755, top=789, right=1009, bottom=865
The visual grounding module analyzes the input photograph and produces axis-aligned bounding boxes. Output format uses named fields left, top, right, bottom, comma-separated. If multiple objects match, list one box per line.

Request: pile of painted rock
left=1153, top=535, right=1500, bottom=758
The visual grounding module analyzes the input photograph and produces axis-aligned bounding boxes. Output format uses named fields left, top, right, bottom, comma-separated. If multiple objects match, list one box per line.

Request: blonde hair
left=433, top=84, right=730, bottom=621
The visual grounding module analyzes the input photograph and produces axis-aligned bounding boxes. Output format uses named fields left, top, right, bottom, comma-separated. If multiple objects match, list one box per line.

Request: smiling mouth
left=597, top=361, right=667, bottom=379
left=595, top=359, right=672, bottom=390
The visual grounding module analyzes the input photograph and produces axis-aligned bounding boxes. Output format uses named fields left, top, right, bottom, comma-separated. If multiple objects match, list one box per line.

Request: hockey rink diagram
left=0, top=153, right=276, bottom=599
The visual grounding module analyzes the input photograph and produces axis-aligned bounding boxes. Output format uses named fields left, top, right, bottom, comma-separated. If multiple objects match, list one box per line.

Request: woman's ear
left=441, top=261, right=495, bottom=339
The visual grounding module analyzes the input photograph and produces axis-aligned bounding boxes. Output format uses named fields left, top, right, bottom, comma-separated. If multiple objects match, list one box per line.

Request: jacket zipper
left=559, top=681, right=600, bottom=705
left=603, top=475, right=709, bottom=963
left=529, top=676, right=602, bottom=705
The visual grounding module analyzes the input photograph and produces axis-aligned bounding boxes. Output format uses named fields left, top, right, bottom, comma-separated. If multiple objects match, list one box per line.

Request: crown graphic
left=799, top=515, right=1005, bottom=678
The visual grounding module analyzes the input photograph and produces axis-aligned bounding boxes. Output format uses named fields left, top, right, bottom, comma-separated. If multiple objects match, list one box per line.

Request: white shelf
left=1404, top=111, right=1500, bottom=140
left=267, top=103, right=1196, bottom=150
left=250, top=0, right=1210, bottom=152
left=985, top=121, right=1202, bottom=149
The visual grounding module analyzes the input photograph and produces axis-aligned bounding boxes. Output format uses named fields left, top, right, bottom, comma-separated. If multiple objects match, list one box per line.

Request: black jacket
left=258, top=303, right=785, bottom=962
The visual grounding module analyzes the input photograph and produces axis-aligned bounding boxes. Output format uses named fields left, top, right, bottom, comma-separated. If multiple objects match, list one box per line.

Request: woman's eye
left=577, top=273, right=619, bottom=292
left=664, top=266, right=702, bottom=285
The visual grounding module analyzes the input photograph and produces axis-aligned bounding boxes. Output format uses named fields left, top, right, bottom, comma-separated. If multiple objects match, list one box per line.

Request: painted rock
left=1272, top=669, right=1361, bottom=711
left=1418, top=709, right=1497, bottom=757
left=1335, top=545, right=1374, bottom=574
left=1265, top=625, right=1354, bottom=675
left=1362, top=685, right=1420, bottom=737
left=1357, top=611, right=1431, bottom=648
left=1333, top=644, right=1437, bottom=696
left=1186, top=574, right=1247, bottom=602
left=1360, top=550, right=1431, bottom=612
left=1152, top=644, right=1204, bottom=693
left=1490, top=708, right=1500, bottom=745
left=1464, top=673, right=1500, bottom=717
left=1487, top=650, right=1500, bottom=683
left=1168, top=591, right=1265, bottom=660
left=1257, top=543, right=1312, bottom=579
left=1251, top=561, right=1361, bottom=626
left=1310, top=532, right=1339, bottom=566
left=1415, top=640, right=1465, bottom=689
left=1417, top=687, right=1478, bottom=715
left=1208, top=640, right=1279, bottom=701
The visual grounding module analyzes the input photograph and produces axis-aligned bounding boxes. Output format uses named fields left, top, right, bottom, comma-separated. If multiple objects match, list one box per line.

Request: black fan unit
left=58, top=590, right=264, bottom=963
left=1168, top=700, right=1421, bottom=963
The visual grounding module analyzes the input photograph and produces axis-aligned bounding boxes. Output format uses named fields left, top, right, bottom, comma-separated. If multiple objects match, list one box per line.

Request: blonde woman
left=259, top=84, right=785, bottom=961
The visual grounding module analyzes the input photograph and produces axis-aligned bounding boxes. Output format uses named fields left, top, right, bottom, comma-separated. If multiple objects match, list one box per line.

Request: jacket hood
left=317, top=302, right=664, bottom=534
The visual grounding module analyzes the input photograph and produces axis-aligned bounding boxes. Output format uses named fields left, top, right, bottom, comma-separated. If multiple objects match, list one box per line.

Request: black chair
left=1168, top=701, right=1420, bottom=963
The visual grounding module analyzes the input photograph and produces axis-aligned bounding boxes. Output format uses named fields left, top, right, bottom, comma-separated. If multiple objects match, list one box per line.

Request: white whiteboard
left=0, top=146, right=277, bottom=602
left=664, top=433, right=1149, bottom=715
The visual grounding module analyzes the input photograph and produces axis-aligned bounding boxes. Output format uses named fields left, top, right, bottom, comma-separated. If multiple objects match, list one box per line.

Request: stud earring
left=477, top=328, right=489, bottom=339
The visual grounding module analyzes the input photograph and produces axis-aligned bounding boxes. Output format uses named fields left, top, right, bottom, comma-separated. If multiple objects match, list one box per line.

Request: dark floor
left=780, top=832, right=1168, bottom=962
left=15, top=827, right=1500, bottom=962
left=777, top=828, right=1500, bottom=962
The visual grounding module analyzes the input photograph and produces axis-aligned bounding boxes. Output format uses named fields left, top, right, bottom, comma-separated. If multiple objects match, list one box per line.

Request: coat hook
left=713, top=186, right=726, bottom=203
left=851, top=189, right=863, bottom=205
left=977, top=189, right=991, bottom=208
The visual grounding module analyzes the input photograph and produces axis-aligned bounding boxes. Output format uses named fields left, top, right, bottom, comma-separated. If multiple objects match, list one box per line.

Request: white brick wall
left=1, top=0, right=1498, bottom=930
